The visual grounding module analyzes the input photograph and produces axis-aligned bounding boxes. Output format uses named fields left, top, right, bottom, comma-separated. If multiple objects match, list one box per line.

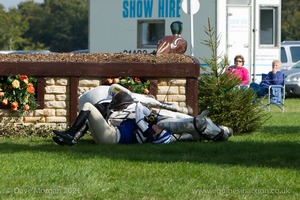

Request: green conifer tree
left=198, top=19, right=270, bottom=134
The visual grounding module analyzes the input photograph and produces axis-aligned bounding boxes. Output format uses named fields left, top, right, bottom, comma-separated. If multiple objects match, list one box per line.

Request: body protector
left=107, top=103, right=136, bottom=127
left=106, top=91, right=170, bottom=143
left=135, top=102, right=172, bottom=144
left=107, top=101, right=171, bottom=144
left=107, top=91, right=137, bottom=127
left=157, top=110, right=232, bottom=142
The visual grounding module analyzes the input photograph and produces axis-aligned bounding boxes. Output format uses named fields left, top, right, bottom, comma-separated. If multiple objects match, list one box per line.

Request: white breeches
left=82, top=102, right=118, bottom=144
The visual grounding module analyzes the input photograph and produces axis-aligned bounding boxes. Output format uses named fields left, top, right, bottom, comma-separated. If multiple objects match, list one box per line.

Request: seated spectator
left=227, top=55, right=249, bottom=87
left=250, top=60, right=284, bottom=97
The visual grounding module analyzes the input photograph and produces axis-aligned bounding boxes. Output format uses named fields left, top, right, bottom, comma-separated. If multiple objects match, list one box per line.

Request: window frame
left=137, top=19, right=165, bottom=49
left=259, top=6, right=278, bottom=47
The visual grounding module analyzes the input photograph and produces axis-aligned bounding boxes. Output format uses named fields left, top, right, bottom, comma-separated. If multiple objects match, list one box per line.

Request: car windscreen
left=291, top=61, right=300, bottom=69
left=291, top=46, right=300, bottom=62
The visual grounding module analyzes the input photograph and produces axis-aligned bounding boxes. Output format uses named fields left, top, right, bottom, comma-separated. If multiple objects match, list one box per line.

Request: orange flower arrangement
left=103, top=77, right=150, bottom=94
left=0, top=74, right=39, bottom=114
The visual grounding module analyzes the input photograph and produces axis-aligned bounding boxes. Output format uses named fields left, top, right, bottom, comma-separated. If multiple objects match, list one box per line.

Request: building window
left=260, top=7, right=278, bottom=46
left=137, top=20, right=165, bottom=48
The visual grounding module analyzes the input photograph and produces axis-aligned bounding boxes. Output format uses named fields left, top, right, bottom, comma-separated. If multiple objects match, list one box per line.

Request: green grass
left=0, top=99, right=300, bottom=199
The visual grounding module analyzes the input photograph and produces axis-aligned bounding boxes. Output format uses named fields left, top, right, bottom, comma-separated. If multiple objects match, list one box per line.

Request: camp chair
left=260, top=73, right=285, bottom=112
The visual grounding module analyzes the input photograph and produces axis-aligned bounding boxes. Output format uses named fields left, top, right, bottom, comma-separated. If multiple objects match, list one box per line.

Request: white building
left=89, top=0, right=281, bottom=82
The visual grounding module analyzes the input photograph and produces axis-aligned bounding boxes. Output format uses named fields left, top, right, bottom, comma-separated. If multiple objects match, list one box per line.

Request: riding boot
left=52, top=136, right=67, bottom=146
left=52, top=122, right=89, bottom=146
left=53, top=110, right=90, bottom=145
left=71, top=122, right=89, bottom=144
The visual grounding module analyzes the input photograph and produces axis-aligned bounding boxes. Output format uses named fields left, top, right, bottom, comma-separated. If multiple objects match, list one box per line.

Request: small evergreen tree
left=198, top=19, right=270, bottom=134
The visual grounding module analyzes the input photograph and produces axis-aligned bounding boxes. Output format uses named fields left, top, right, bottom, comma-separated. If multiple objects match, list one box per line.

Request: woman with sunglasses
left=227, top=55, right=249, bottom=87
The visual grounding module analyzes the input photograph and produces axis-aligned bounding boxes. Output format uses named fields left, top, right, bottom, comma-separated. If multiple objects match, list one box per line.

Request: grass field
left=0, top=98, right=299, bottom=199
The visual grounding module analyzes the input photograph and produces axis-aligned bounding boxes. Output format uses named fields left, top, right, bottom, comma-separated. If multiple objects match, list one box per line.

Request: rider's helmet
left=108, top=91, right=134, bottom=110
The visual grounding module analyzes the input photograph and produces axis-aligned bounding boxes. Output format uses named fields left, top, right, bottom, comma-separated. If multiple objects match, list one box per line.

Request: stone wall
left=0, top=77, right=188, bottom=129
left=0, top=54, right=200, bottom=128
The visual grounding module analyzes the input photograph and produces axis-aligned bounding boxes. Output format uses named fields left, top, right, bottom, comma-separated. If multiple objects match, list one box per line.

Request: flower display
left=0, top=75, right=39, bottom=114
left=103, top=77, right=150, bottom=94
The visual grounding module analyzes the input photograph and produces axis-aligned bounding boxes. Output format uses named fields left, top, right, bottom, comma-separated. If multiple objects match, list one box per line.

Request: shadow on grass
left=0, top=134, right=299, bottom=170
left=261, top=125, right=300, bottom=134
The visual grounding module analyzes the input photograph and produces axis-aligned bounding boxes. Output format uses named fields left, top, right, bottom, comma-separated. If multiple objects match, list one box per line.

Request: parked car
left=284, top=60, right=300, bottom=97
left=8, top=50, right=54, bottom=54
left=0, top=51, right=14, bottom=54
left=281, top=41, right=300, bottom=70
left=70, top=49, right=89, bottom=53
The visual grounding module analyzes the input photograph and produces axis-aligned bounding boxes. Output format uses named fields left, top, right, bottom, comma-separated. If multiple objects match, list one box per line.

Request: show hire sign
left=122, top=0, right=181, bottom=18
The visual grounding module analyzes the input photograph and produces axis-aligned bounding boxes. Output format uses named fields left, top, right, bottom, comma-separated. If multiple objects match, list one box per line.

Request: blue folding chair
left=260, top=73, right=285, bottom=112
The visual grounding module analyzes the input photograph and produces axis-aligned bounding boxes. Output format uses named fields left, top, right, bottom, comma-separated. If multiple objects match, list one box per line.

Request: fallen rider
left=53, top=85, right=233, bottom=145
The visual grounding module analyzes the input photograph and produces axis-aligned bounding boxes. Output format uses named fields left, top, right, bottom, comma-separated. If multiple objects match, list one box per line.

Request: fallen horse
left=53, top=84, right=233, bottom=145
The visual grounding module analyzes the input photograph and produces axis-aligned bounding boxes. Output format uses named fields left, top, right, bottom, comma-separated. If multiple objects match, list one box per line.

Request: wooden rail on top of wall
left=0, top=59, right=200, bottom=123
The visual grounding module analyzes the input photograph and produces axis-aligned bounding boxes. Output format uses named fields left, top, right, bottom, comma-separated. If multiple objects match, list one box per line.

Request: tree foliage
left=198, top=19, right=270, bottom=134
left=282, top=0, right=300, bottom=41
left=0, top=0, right=88, bottom=52
left=0, top=7, right=29, bottom=50
left=34, top=0, right=88, bottom=52
left=17, top=1, right=48, bottom=50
